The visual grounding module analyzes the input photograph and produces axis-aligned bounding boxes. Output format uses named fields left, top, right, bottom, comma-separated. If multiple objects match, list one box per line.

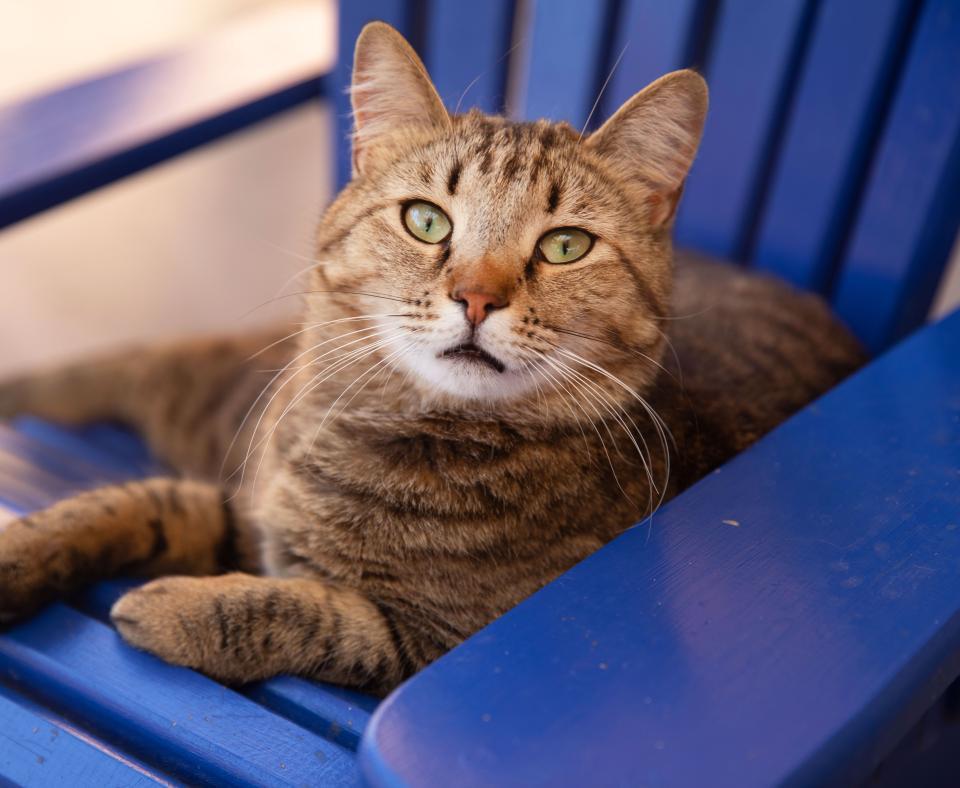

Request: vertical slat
left=751, top=0, right=917, bottom=293
left=425, top=0, right=516, bottom=114
left=832, top=0, right=960, bottom=352
left=514, top=0, right=617, bottom=128
left=674, top=0, right=815, bottom=260
left=602, top=0, right=709, bottom=117
left=334, top=0, right=416, bottom=188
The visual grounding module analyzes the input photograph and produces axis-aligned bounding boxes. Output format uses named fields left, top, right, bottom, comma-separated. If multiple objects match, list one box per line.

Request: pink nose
left=451, top=289, right=509, bottom=326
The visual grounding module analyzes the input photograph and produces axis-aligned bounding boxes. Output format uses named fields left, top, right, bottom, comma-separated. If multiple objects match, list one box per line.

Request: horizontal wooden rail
left=0, top=2, right=335, bottom=231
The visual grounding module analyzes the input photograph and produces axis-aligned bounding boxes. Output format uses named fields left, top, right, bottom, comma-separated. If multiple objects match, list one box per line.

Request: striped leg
left=111, top=573, right=419, bottom=691
left=0, top=477, right=247, bottom=624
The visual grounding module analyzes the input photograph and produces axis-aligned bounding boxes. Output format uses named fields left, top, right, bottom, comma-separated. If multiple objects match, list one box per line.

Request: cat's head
left=309, top=22, right=706, bottom=408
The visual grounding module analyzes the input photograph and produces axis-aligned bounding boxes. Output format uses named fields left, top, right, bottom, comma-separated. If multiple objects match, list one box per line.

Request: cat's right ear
left=350, top=22, right=450, bottom=175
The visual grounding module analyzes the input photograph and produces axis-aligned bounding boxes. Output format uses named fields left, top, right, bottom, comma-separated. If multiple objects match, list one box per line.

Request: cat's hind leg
left=111, top=573, right=424, bottom=692
left=0, top=477, right=251, bottom=624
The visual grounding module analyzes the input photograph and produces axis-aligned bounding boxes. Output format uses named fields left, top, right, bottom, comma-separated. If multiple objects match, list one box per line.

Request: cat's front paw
left=0, top=517, right=63, bottom=625
left=110, top=577, right=210, bottom=668
left=111, top=574, right=259, bottom=683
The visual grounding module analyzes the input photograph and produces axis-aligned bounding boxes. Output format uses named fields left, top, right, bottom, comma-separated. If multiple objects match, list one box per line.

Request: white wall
left=932, top=232, right=960, bottom=319
left=0, top=103, right=330, bottom=376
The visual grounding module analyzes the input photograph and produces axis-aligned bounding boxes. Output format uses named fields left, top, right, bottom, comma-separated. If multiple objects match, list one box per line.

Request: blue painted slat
left=426, top=0, right=515, bottom=114
left=0, top=607, right=358, bottom=786
left=360, top=310, right=960, bottom=788
left=516, top=0, right=615, bottom=128
left=674, top=0, right=815, bottom=259
left=0, top=689, right=170, bottom=787
left=832, top=0, right=960, bottom=351
left=602, top=0, right=705, bottom=117
left=751, top=0, right=917, bottom=293
left=0, top=683, right=180, bottom=787
left=0, top=424, right=378, bottom=776
left=70, top=423, right=159, bottom=475
left=246, top=676, right=376, bottom=752
left=0, top=424, right=128, bottom=488
left=11, top=417, right=155, bottom=479
left=77, top=580, right=378, bottom=752
left=0, top=5, right=334, bottom=229
left=335, top=0, right=415, bottom=189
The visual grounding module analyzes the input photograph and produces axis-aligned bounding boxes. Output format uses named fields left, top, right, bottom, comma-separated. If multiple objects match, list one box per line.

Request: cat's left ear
left=586, top=70, right=707, bottom=226
left=351, top=22, right=451, bottom=175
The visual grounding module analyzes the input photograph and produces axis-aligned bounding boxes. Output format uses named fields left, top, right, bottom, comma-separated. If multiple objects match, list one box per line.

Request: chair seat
left=0, top=418, right=376, bottom=786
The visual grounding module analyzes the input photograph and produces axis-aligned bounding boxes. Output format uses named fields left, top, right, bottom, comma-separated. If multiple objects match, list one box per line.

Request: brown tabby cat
left=0, top=23, right=864, bottom=694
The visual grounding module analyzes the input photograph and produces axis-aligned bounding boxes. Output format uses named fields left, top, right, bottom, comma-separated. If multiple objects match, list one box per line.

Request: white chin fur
left=400, top=350, right=534, bottom=401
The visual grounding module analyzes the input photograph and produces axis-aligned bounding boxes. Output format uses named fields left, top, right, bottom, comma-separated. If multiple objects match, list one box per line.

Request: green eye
left=538, top=228, right=593, bottom=264
left=403, top=201, right=452, bottom=244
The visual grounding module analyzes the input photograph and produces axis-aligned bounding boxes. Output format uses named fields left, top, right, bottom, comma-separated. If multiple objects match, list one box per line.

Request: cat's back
left=657, top=253, right=867, bottom=483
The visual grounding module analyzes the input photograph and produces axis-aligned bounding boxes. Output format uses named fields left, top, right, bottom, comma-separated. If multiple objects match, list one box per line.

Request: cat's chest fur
left=253, top=407, right=648, bottom=639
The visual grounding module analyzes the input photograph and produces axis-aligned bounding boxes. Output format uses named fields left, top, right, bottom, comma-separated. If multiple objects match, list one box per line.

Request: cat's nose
left=450, top=288, right=509, bottom=326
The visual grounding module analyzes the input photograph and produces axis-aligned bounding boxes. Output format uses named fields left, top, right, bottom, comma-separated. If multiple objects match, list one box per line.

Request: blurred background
left=0, top=0, right=958, bottom=377
left=0, top=0, right=333, bottom=376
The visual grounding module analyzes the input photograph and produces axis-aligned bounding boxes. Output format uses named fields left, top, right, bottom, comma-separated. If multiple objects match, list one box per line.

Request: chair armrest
left=360, top=310, right=960, bottom=787
left=0, top=2, right=335, bottom=230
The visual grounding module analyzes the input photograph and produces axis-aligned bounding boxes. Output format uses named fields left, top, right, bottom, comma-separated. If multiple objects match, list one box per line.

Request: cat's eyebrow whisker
left=578, top=42, right=629, bottom=142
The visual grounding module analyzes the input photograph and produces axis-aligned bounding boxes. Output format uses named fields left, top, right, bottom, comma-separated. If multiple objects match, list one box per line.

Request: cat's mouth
left=439, top=342, right=505, bottom=373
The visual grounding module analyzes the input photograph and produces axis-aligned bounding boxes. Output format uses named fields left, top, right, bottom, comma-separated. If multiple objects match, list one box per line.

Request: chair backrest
left=335, top=0, right=960, bottom=354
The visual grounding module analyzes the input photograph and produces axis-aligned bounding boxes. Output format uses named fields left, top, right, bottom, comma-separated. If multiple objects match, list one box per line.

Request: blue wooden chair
left=1, top=1, right=959, bottom=784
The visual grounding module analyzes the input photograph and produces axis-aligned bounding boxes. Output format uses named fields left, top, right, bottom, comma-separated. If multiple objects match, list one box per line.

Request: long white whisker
left=228, top=330, right=406, bottom=490
left=553, top=346, right=674, bottom=519
left=541, top=355, right=636, bottom=508
left=221, top=321, right=403, bottom=482
left=241, top=332, right=410, bottom=499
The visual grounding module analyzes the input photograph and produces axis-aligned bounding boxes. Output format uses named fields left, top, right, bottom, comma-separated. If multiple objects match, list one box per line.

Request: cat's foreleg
left=0, top=477, right=248, bottom=623
left=111, top=573, right=420, bottom=691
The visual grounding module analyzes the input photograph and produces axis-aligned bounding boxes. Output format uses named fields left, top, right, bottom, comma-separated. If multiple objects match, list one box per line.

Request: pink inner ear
left=647, top=187, right=682, bottom=228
